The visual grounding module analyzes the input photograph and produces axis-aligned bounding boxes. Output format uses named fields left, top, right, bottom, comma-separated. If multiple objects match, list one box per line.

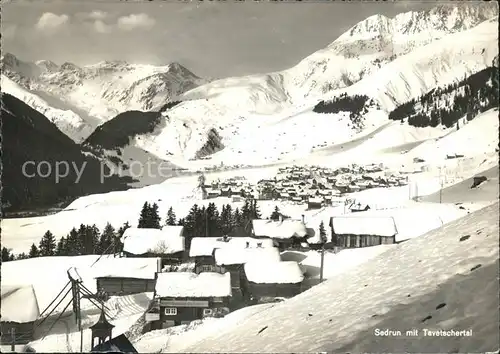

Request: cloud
left=93, top=20, right=112, bottom=34
left=87, top=10, right=108, bottom=20
left=117, top=13, right=156, bottom=31
left=35, top=12, right=69, bottom=31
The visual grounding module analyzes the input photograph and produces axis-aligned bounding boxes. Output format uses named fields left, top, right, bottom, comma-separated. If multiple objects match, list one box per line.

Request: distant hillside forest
left=313, top=93, right=375, bottom=128
left=389, top=66, right=499, bottom=128
left=83, top=110, right=162, bottom=151
left=1, top=94, right=133, bottom=212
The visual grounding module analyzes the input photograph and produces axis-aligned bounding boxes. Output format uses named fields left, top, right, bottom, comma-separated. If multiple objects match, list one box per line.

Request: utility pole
left=319, top=244, right=325, bottom=283
left=10, top=328, right=15, bottom=352
left=438, top=166, right=445, bottom=204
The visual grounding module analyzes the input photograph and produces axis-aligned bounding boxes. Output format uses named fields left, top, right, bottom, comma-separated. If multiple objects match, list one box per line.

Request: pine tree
left=56, top=237, right=67, bottom=256
left=16, top=253, right=29, bottom=260
left=98, top=223, right=116, bottom=254
left=2, top=247, right=13, bottom=262
left=28, top=243, right=39, bottom=258
left=66, top=227, right=81, bottom=256
left=251, top=200, right=262, bottom=220
left=165, top=207, right=177, bottom=226
left=39, top=230, right=57, bottom=256
left=220, top=204, right=233, bottom=235
left=138, top=202, right=151, bottom=228
left=319, top=221, right=327, bottom=244
left=149, top=203, right=161, bottom=229
left=206, top=202, right=221, bottom=237
left=233, top=207, right=242, bottom=229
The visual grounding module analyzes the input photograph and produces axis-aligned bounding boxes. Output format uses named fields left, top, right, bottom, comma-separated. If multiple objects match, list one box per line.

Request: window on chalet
left=203, top=308, right=213, bottom=316
left=164, top=308, right=177, bottom=316
left=201, top=265, right=213, bottom=272
left=213, top=297, right=223, bottom=303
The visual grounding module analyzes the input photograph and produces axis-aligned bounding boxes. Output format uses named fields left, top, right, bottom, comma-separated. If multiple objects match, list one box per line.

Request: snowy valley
left=1, top=2, right=499, bottom=353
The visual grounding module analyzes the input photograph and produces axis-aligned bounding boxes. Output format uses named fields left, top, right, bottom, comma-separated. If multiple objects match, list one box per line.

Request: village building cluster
left=1, top=164, right=414, bottom=348
left=201, top=164, right=409, bottom=210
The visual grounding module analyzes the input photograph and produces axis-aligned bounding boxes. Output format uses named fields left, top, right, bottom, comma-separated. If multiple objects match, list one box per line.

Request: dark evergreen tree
left=149, top=203, right=161, bottom=229
left=39, top=230, right=57, bottom=256
left=28, top=243, right=39, bottom=258
left=165, top=207, right=177, bottom=226
left=206, top=202, right=221, bottom=237
left=251, top=199, right=262, bottom=220
left=98, top=223, right=116, bottom=254
left=138, top=202, right=151, bottom=228
left=319, top=221, right=327, bottom=244
left=56, top=237, right=67, bottom=256
left=2, top=247, right=14, bottom=262
left=16, top=252, right=29, bottom=260
left=219, top=204, right=234, bottom=235
left=66, top=227, right=81, bottom=256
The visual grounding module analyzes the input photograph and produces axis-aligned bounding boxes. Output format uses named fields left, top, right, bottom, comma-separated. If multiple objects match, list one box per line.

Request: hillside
left=108, top=5, right=498, bottom=166
left=153, top=202, right=499, bottom=353
left=388, top=66, right=499, bottom=128
left=0, top=93, right=133, bottom=212
left=0, top=53, right=206, bottom=123
left=83, top=110, right=162, bottom=151
left=0, top=75, right=95, bottom=142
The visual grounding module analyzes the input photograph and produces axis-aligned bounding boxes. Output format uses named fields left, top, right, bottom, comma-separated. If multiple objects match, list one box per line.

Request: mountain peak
left=337, top=2, right=498, bottom=41
left=35, top=60, right=59, bottom=72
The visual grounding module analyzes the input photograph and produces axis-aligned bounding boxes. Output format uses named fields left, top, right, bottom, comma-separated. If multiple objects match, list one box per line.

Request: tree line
left=388, top=66, right=499, bottom=128
left=313, top=93, right=373, bottom=127
left=2, top=222, right=131, bottom=262
left=2, top=199, right=332, bottom=262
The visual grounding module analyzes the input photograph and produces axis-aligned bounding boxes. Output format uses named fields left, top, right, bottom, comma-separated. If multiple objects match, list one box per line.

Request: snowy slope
left=1, top=53, right=206, bottom=123
left=127, top=5, right=498, bottom=164
left=157, top=202, right=499, bottom=353
left=1, top=75, right=93, bottom=142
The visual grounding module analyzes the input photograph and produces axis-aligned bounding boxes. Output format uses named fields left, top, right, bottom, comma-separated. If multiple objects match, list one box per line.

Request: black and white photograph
left=1, top=0, right=499, bottom=352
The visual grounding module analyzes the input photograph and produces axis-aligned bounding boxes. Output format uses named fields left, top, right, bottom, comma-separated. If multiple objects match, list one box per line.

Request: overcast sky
left=3, top=0, right=440, bottom=78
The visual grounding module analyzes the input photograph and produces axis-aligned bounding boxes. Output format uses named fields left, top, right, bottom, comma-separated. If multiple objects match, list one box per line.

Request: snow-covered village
left=1, top=1, right=499, bottom=353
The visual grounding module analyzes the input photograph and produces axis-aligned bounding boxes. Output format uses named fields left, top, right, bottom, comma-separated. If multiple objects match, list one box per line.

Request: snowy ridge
left=163, top=202, right=499, bottom=353
left=127, top=8, right=497, bottom=164
left=341, top=17, right=499, bottom=111
left=1, top=75, right=93, bottom=142
left=1, top=53, right=206, bottom=123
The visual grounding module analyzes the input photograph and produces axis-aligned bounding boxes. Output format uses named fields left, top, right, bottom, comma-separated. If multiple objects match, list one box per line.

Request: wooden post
left=319, top=245, right=325, bottom=283
left=10, top=327, right=16, bottom=351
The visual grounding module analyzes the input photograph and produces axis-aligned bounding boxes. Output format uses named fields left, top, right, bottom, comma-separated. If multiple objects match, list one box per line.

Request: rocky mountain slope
left=1, top=93, right=133, bottom=212
left=0, top=75, right=94, bottom=142
left=0, top=53, right=206, bottom=140
left=116, top=3, right=498, bottom=165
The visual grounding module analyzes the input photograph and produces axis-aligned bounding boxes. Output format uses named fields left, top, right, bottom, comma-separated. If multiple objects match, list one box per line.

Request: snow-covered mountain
left=0, top=53, right=206, bottom=128
left=107, top=3, right=498, bottom=165
left=0, top=75, right=94, bottom=142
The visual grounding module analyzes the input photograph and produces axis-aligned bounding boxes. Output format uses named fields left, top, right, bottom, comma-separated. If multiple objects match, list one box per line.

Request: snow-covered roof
left=189, top=237, right=274, bottom=258
left=252, top=219, right=308, bottom=239
left=1, top=284, right=40, bottom=323
left=122, top=226, right=184, bottom=255
left=92, top=257, right=159, bottom=280
left=214, top=246, right=281, bottom=266
left=331, top=216, right=397, bottom=237
left=244, top=261, right=304, bottom=284
left=308, top=197, right=323, bottom=204
left=155, top=272, right=232, bottom=298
